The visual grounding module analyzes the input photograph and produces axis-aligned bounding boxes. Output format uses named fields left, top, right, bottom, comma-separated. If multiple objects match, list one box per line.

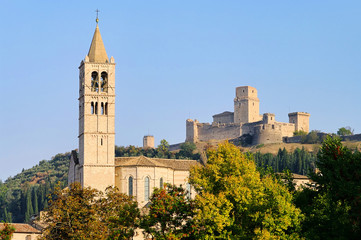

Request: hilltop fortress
left=186, top=86, right=310, bottom=145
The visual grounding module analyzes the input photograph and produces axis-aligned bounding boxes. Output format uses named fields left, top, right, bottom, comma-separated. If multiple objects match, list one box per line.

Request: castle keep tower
left=77, top=20, right=116, bottom=191
left=234, top=86, right=261, bottom=123
left=143, top=135, right=155, bottom=149
left=288, top=112, right=310, bottom=132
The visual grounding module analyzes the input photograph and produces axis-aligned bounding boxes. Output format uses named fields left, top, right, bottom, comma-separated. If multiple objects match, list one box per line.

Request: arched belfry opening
left=91, top=71, right=99, bottom=92
left=100, top=72, right=108, bottom=92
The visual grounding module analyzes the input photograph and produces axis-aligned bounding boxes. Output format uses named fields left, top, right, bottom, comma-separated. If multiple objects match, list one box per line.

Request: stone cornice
left=78, top=132, right=115, bottom=137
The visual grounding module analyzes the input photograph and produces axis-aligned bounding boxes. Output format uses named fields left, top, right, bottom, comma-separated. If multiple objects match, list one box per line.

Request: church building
left=68, top=19, right=198, bottom=208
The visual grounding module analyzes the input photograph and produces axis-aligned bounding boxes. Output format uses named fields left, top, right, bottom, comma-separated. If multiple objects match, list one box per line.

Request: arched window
left=100, top=72, right=108, bottom=92
left=95, top=102, right=98, bottom=114
left=91, top=71, right=99, bottom=92
left=129, top=176, right=133, bottom=196
left=145, top=177, right=150, bottom=201
left=105, top=102, right=108, bottom=115
left=160, top=177, right=163, bottom=189
left=91, top=102, right=94, bottom=114
left=101, top=103, right=104, bottom=115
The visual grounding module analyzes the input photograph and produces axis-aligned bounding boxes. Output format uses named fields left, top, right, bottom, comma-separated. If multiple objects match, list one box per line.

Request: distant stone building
left=143, top=135, right=155, bottom=149
left=186, top=86, right=310, bottom=145
left=0, top=223, right=41, bottom=240
left=68, top=19, right=198, bottom=208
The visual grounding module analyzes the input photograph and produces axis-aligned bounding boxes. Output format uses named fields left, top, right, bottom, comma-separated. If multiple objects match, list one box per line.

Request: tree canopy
left=40, top=183, right=140, bottom=240
left=337, top=126, right=353, bottom=136
left=141, top=184, right=197, bottom=240
left=189, top=142, right=303, bottom=239
left=295, top=137, right=361, bottom=239
left=0, top=223, right=15, bottom=240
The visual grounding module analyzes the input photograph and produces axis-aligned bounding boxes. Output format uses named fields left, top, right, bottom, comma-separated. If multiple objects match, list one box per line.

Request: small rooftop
left=0, top=223, right=41, bottom=234
left=213, top=111, right=234, bottom=117
left=115, top=156, right=199, bottom=171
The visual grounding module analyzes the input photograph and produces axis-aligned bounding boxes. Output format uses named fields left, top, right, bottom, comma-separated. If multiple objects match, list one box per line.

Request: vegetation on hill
left=253, top=147, right=317, bottom=175
left=0, top=141, right=200, bottom=223
left=1, top=136, right=359, bottom=227
left=0, top=153, right=70, bottom=223
left=115, top=140, right=201, bottom=160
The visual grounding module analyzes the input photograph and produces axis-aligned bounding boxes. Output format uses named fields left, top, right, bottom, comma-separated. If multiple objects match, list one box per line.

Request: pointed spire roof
left=87, top=24, right=109, bottom=63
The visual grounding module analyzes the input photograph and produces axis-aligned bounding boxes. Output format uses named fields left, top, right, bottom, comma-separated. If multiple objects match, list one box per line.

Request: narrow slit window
left=101, top=103, right=104, bottom=115
left=160, top=177, right=163, bottom=189
left=129, top=176, right=133, bottom=196
left=91, top=102, right=94, bottom=114
left=95, top=102, right=98, bottom=114
left=101, top=138, right=103, bottom=145
left=105, top=103, right=108, bottom=115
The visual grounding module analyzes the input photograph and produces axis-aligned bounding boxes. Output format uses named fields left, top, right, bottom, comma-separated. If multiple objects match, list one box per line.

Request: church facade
left=68, top=20, right=198, bottom=208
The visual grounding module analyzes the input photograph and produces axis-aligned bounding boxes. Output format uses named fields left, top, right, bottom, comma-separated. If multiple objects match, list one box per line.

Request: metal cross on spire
left=95, top=9, right=100, bottom=23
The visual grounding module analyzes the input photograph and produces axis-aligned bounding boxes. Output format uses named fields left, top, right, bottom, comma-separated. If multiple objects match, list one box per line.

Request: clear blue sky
left=1, top=1, right=360, bottom=181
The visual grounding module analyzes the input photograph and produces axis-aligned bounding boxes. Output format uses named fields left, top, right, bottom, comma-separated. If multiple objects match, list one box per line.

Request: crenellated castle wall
left=185, top=86, right=309, bottom=145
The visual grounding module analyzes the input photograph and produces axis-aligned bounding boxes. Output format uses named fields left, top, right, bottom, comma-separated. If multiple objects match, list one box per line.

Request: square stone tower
left=288, top=112, right=310, bottom=132
left=143, top=135, right=155, bottom=149
left=234, top=86, right=261, bottom=123
left=78, top=22, right=116, bottom=191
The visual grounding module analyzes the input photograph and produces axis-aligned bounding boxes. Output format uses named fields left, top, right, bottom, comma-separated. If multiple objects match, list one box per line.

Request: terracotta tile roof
left=115, top=156, right=199, bottom=171
left=0, top=223, right=41, bottom=234
left=292, top=173, right=310, bottom=180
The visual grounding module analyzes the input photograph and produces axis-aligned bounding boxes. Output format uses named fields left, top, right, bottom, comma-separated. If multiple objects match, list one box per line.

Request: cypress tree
left=33, top=188, right=39, bottom=215
left=4, top=207, right=12, bottom=223
left=25, top=189, right=33, bottom=222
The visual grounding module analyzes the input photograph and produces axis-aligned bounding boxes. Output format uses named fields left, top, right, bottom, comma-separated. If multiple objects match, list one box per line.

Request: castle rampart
left=186, top=86, right=310, bottom=145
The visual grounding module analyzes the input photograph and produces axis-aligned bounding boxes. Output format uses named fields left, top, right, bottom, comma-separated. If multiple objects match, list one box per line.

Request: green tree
left=301, top=130, right=320, bottom=144
left=41, top=183, right=139, bottom=240
left=294, top=130, right=307, bottom=136
left=157, top=139, right=170, bottom=158
left=189, top=142, right=303, bottom=239
left=337, top=126, right=353, bottom=136
left=3, top=209, right=12, bottom=224
left=141, top=184, right=197, bottom=240
left=25, top=189, right=33, bottom=222
left=0, top=222, right=15, bottom=240
left=99, top=187, right=140, bottom=240
left=178, top=142, right=197, bottom=159
left=299, top=137, right=361, bottom=239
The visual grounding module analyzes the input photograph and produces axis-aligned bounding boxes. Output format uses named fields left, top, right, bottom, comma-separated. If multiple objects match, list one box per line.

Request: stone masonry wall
left=196, top=122, right=242, bottom=142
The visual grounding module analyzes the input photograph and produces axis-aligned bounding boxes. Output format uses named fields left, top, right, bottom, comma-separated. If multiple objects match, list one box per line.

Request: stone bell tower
left=77, top=18, right=116, bottom=191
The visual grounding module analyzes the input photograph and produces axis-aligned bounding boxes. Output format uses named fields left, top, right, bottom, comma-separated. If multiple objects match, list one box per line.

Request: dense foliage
left=0, top=153, right=70, bottom=223
left=337, top=126, right=354, bottom=136
left=40, top=183, right=140, bottom=240
left=115, top=140, right=201, bottom=160
left=253, top=147, right=317, bottom=175
left=295, top=137, right=361, bottom=239
left=141, top=184, right=197, bottom=239
left=0, top=222, right=15, bottom=240
left=190, top=142, right=303, bottom=239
